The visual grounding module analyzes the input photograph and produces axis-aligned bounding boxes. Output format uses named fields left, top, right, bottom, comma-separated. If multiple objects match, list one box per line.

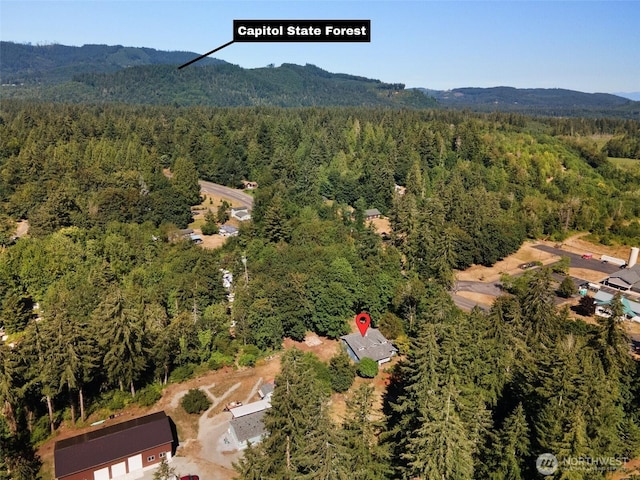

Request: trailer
left=600, top=255, right=627, bottom=267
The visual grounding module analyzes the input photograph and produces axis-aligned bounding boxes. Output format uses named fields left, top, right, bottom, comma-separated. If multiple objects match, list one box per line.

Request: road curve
left=199, top=180, right=254, bottom=211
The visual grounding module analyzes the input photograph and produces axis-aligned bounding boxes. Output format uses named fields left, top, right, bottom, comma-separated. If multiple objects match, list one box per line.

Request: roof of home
left=54, top=411, right=173, bottom=478
left=341, top=328, right=397, bottom=362
left=220, top=224, right=238, bottom=233
left=608, top=265, right=640, bottom=286
left=593, top=291, right=640, bottom=317
left=230, top=410, right=268, bottom=443
left=259, top=382, right=274, bottom=398
left=229, top=398, right=271, bottom=418
left=364, top=208, right=381, bottom=217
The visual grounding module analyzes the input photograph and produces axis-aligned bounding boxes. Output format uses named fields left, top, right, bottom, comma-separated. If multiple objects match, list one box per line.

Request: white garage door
left=111, top=461, right=127, bottom=478
left=128, top=454, right=143, bottom=472
left=93, top=467, right=109, bottom=480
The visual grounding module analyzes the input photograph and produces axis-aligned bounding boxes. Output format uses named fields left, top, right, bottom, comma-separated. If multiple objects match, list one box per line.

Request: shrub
left=357, top=357, right=379, bottom=378
left=180, top=388, right=211, bottom=414
left=169, top=364, right=195, bottom=383
left=208, top=351, right=233, bottom=370
left=135, top=384, right=162, bottom=407
left=201, top=221, right=218, bottom=235
left=106, top=390, right=131, bottom=410
left=30, top=414, right=52, bottom=445
left=558, top=276, right=577, bottom=298
left=394, top=334, right=411, bottom=355
left=238, top=345, right=261, bottom=367
left=329, top=351, right=355, bottom=393
left=238, top=352, right=257, bottom=367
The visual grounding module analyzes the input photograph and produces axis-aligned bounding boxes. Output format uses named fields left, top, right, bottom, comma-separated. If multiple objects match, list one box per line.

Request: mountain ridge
left=1, top=41, right=638, bottom=117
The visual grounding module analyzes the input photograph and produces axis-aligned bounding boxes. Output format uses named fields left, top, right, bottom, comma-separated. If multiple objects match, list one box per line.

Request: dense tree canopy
left=0, top=100, right=639, bottom=479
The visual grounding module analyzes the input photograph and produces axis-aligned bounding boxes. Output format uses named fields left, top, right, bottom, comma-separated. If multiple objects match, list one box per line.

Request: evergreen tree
left=340, top=384, right=390, bottom=479
left=520, top=268, right=560, bottom=344
left=235, top=349, right=337, bottom=479
left=94, top=287, right=148, bottom=396
left=328, top=350, right=355, bottom=393
left=492, top=404, right=531, bottom=480
left=171, top=156, right=200, bottom=205
left=262, top=194, right=291, bottom=243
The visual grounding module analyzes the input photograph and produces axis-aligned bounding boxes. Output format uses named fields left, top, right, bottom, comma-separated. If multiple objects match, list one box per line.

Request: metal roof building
left=54, top=411, right=174, bottom=480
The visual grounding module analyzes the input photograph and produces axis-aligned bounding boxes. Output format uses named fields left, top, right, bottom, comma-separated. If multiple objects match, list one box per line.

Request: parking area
left=533, top=245, right=624, bottom=275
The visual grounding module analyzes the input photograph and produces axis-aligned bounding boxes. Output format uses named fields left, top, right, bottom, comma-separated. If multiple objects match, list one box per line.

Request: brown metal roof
left=54, top=411, right=174, bottom=479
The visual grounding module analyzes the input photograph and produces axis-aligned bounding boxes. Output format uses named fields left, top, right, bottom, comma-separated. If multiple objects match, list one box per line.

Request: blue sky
left=1, top=1, right=639, bottom=94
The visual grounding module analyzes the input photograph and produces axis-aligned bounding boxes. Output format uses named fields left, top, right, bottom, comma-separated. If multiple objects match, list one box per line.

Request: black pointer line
left=178, top=40, right=235, bottom=69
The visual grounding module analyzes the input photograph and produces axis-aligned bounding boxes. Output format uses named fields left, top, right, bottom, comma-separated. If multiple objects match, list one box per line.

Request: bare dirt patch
left=368, top=217, right=391, bottom=234
left=456, top=291, right=496, bottom=306
left=560, top=233, right=634, bottom=259
left=195, top=228, right=227, bottom=250
left=456, top=240, right=557, bottom=283
left=568, top=267, right=608, bottom=283
left=14, top=220, right=29, bottom=238
left=283, top=333, right=341, bottom=362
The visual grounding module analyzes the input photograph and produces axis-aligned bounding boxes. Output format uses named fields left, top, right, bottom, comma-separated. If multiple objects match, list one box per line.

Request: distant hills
left=1, top=41, right=638, bottom=117
left=420, top=86, right=639, bottom=118
left=615, top=92, right=640, bottom=101
left=0, top=41, right=433, bottom=108
left=0, top=41, right=225, bottom=85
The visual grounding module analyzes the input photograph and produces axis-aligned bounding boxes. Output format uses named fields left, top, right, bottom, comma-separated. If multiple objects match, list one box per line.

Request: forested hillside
left=1, top=62, right=434, bottom=108
left=1, top=100, right=640, bottom=478
left=4, top=41, right=639, bottom=117
left=420, top=86, right=640, bottom=119
left=0, top=41, right=225, bottom=85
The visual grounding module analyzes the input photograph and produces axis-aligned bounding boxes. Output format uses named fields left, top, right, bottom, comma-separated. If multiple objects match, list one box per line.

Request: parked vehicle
left=224, top=401, right=243, bottom=411
left=180, top=475, right=200, bottom=480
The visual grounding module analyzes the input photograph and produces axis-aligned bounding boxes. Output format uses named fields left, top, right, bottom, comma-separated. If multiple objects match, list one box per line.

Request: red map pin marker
left=355, top=312, right=371, bottom=337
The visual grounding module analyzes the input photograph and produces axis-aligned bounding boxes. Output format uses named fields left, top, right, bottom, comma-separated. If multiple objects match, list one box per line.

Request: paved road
left=455, top=281, right=503, bottom=297
left=451, top=294, right=490, bottom=312
left=533, top=245, right=623, bottom=275
left=199, top=180, right=254, bottom=211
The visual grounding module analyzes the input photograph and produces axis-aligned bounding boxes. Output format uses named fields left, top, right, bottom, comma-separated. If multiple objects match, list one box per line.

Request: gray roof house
left=364, top=208, right=381, bottom=220
left=228, top=410, right=268, bottom=450
left=604, top=265, right=640, bottom=292
left=219, top=224, right=239, bottom=237
left=227, top=397, right=271, bottom=450
left=231, top=207, right=251, bottom=222
left=341, top=328, right=397, bottom=365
